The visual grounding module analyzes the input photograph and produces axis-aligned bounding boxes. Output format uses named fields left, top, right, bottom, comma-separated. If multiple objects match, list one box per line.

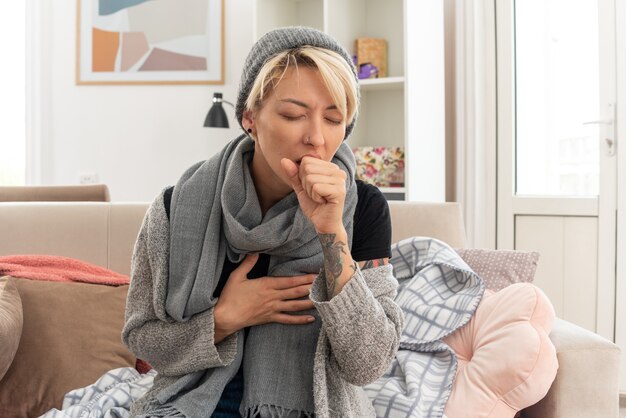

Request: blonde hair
left=245, top=46, right=359, bottom=125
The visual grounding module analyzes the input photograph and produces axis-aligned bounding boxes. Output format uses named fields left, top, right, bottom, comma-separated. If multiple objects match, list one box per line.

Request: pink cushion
left=442, top=283, right=558, bottom=418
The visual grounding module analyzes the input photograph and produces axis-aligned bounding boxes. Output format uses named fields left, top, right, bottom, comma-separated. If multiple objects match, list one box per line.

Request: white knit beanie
left=235, top=26, right=359, bottom=139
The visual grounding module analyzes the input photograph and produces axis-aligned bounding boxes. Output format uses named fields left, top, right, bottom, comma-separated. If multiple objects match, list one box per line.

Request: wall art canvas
left=77, top=0, right=224, bottom=85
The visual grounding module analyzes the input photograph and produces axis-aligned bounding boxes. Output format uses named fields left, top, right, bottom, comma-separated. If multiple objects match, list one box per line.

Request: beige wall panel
left=515, top=215, right=565, bottom=318
left=562, top=217, right=598, bottom=332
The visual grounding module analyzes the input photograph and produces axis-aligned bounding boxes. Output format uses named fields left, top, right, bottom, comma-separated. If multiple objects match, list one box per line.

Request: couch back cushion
left=0, top=279, right=135, bottom=418
left=108, top=203, right=150, bottom=274
left=0, top=202, right=148, bottom=276
left=0, top=184, right=111, bottom=202
left=0, top=200, right=465, bottom=276
left=387, top=201, right=467, bottom=247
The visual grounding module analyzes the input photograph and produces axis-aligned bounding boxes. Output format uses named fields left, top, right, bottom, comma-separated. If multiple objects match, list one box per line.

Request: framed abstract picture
left=76, top=0, right=224, bottom=85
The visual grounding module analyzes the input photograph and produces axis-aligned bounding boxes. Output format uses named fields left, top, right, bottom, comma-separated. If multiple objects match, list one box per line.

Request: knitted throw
left=161, top=134, right=357, bottom=417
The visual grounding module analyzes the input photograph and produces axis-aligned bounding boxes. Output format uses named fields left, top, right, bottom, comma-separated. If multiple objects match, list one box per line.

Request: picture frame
left=76, top=0, right=224, bottom=85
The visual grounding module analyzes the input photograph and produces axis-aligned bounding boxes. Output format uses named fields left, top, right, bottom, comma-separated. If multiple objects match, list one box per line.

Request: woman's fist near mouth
left=281, top=156, right=347, bottom=234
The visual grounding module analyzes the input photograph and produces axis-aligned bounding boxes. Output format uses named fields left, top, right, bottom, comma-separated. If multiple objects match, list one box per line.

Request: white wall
left=37, top=0, right=254, bottom=201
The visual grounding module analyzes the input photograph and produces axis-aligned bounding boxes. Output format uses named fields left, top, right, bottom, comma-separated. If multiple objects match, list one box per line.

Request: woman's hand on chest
left=213, top=253, right=317, bottom=343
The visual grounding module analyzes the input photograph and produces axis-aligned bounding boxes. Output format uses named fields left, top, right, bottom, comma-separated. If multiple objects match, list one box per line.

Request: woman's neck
left=250, top=155, right=292, bottom=216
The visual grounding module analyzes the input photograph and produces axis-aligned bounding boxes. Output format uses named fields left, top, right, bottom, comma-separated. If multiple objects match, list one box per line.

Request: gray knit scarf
left=161, top=134, right=357, bottom=417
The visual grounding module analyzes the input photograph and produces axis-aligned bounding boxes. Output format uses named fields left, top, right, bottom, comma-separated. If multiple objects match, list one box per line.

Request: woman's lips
left=299, top=153, right=322, bottom=162
left=294, top=154, right=322, bottom=168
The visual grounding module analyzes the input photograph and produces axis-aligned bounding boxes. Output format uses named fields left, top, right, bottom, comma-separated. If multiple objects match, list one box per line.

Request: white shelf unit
left=359, top=76, right=405, bottom=91
left=254, top=0, right=446, bottom=202
left=378, top=187, right=406, bottom=194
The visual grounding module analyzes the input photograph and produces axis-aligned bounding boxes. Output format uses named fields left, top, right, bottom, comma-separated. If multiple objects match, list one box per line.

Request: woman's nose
left=306, top=118, right=325, bottom=146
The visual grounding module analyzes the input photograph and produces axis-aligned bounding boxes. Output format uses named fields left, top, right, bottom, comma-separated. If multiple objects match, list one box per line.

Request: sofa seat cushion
left=442, top=283, right=558, bottom=418
left=0, top=278, right=135, bottom=418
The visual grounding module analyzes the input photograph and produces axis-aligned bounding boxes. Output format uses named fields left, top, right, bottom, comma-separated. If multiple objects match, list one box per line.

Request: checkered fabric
left=40, top=237, right=483, bottom=418
left=41, top=367, right=157, bottom=418
left=364, top=237, right=485, bottom=418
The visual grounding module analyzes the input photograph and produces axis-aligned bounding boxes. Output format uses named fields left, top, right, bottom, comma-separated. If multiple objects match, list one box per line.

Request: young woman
left=122, top=26, right=403, bottom=418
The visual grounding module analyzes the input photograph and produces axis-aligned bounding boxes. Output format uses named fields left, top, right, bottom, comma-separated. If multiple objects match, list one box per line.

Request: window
left=515, top=0, right=599, bottom=196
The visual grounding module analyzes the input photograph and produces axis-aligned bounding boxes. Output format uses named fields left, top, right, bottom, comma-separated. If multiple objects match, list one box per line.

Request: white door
left=616, top=0, right=626, bottom=395
left=495, top=0, right=618, bottom=346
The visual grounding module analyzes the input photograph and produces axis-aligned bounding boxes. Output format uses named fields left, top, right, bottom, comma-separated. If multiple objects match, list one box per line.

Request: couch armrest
left=522, top=317, right=621, bottom=418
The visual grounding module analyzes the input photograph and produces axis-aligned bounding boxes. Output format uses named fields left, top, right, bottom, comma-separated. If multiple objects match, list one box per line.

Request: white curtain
left=0, top=3, right=26, bottom=185
left=25, top=0, right=46, bottom=185
left=453, top=0, right=497, bottom=249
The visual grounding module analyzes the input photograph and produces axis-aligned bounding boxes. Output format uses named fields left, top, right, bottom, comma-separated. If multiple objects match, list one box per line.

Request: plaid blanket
left=41, top=367, right=156, bottom=418
left=364, top=237, right=484, bottom=418
left=41, top=237, right=482, bottom=418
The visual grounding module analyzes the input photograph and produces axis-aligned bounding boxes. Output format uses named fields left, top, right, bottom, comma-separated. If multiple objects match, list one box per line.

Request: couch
left=0, top=200, right=621, bottom=417
left=0, top=184, right=111, bottom=202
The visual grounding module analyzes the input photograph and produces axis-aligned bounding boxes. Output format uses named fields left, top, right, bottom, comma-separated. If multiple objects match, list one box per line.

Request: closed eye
left=281, top=114, right=304, bottom=121
left=326, top=118, right=342, bottom=125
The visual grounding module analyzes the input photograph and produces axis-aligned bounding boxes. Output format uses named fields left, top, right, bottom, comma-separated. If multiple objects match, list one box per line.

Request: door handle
left=583, top=103, right=616, bottom=156
left=583, top=120, right=612, bottom=125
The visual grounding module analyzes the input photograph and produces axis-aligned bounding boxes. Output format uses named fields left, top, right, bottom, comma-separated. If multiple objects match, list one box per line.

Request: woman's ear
left=242, top=110, right=255, bottom=132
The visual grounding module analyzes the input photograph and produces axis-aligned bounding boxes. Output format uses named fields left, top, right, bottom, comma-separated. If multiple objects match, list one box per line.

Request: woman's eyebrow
left=280, top=98, right=338, bottom=110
